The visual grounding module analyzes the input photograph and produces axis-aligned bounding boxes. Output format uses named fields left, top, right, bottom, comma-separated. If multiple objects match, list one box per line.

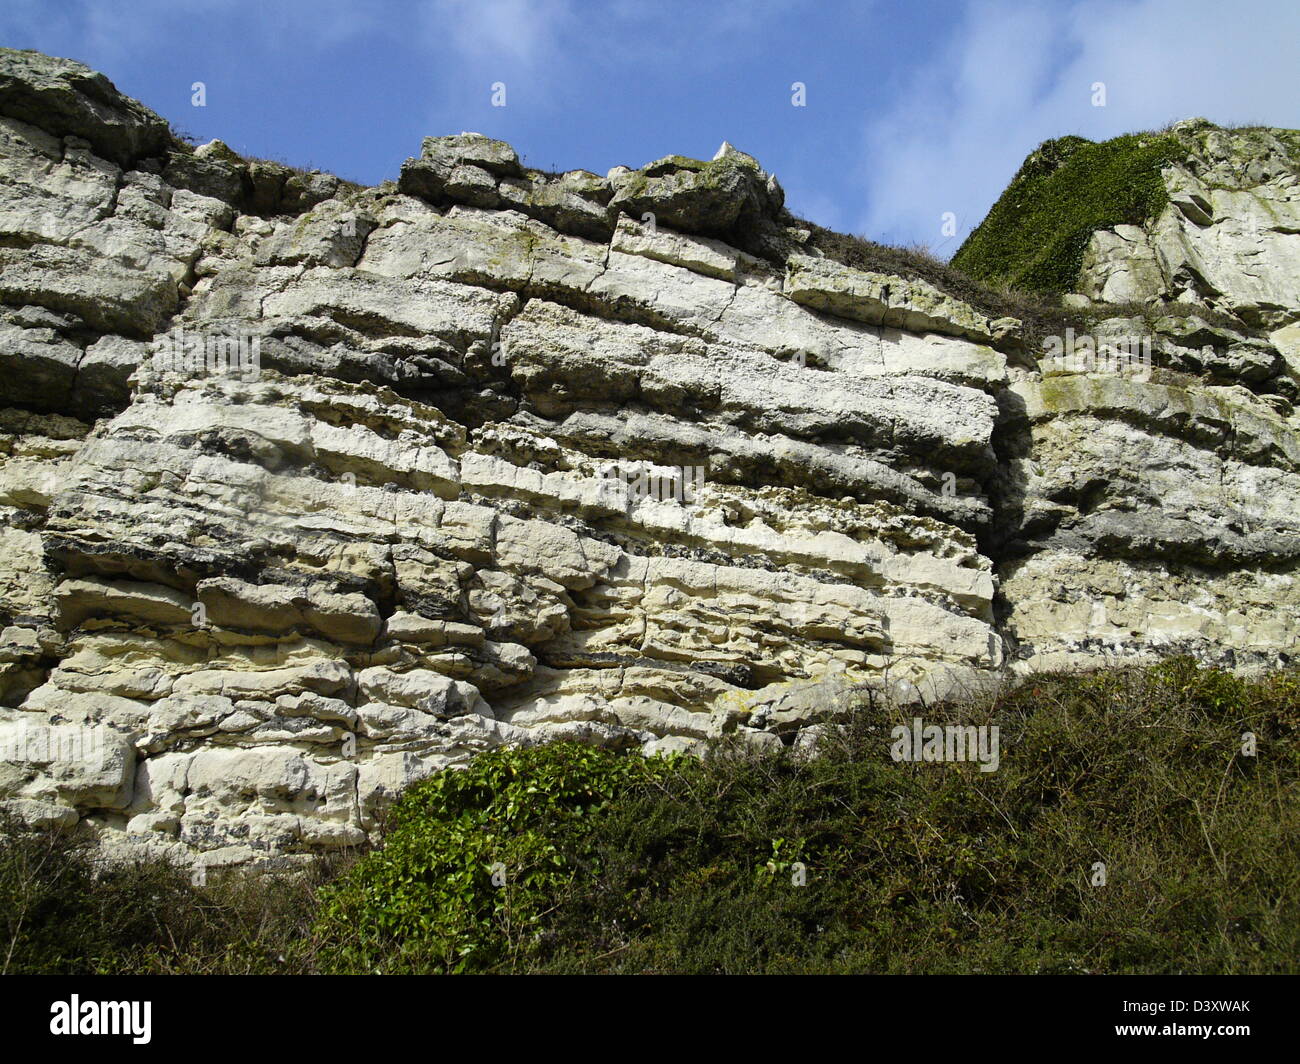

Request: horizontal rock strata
left=1, top=50, right=1297, bottom=866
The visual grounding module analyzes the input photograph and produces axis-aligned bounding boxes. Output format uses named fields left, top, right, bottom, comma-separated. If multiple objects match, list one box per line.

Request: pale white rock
left=2, top=52, right=1298, bottom=864
left=356, top=667, right=492, bottom=718
left=611, top=215, right=743, bottom=281
left=784, top=253, right=1001, bottom=343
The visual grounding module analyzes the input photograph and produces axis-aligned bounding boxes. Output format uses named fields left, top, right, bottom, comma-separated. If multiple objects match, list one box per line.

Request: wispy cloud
left=424, top=0, right=574, bottom=66
left=412, top=0, right=806, bottom=98
left=857, top=0, right=1300, bottom=254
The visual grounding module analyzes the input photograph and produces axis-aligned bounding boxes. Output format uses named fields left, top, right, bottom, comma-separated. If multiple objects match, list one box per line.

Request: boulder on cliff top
left=607, top=144, right=785, bottom=239
left=0, top=47, right=171, bottom=167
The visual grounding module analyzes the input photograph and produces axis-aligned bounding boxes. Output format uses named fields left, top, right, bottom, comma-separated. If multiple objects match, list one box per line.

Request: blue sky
left=4, top=0, right=1298, bottom=255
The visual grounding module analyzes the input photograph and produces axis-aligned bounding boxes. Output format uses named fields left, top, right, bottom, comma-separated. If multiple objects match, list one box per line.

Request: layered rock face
left=0, top=51, right=1296, bottom=867
left=996, top=119, right=1300, bottom=672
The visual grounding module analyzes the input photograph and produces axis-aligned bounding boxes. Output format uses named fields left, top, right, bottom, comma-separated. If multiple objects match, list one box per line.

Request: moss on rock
left=952, top=132, right=1183, bottom=295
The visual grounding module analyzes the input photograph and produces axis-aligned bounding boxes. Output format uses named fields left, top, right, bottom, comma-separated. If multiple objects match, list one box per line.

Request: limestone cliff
left=0, top=49, right=1296, bottom=869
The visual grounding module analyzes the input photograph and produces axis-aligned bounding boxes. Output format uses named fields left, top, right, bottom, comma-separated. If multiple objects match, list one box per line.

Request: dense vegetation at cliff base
left=3, top=658, right=1297, bottom=974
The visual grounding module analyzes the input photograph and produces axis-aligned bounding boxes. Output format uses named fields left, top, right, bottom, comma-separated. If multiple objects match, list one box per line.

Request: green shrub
left=0, top=811, right=342, bottom=974
left=312, top=742, right=679, bottom=973
left=524, top=659, right=1300, bottom=973
left=0, top=813, right=176, bottom=974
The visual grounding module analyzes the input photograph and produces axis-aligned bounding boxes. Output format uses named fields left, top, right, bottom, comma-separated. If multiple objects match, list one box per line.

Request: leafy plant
left=312, top=742, right=678, bottom=973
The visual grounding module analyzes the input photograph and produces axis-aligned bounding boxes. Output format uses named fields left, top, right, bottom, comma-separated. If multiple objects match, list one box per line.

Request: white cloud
left=414, top=0, right=807, bottom=87
left=424, top=0, right=574, bottom=66
left=857, top=0, right=1300, bottom=254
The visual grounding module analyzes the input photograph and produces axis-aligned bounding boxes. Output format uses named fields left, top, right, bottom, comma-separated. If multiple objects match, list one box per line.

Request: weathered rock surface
left=1077, top=120, right=1300, bottom=329
left=999, top=118, right=1300, bottom=672
left=1, top=50, right=1296, bottom=866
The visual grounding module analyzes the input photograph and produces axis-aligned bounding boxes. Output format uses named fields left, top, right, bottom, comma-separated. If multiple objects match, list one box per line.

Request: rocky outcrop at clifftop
left=1, top=49, right=1297, bottom=869
left=954, top=119, right=1300, bottom=676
